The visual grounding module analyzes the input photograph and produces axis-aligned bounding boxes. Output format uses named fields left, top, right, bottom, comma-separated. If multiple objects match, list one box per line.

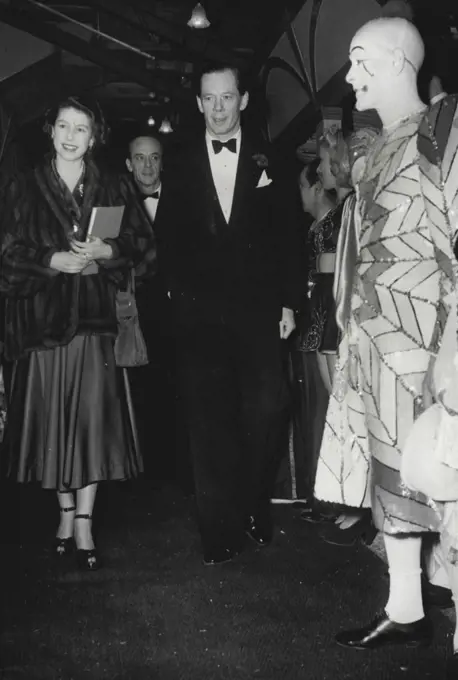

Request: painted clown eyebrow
left=349, top=45, right=419, bottom=73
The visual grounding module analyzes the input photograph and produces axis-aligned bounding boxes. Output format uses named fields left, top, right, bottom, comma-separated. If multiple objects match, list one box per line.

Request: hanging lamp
left=187, top=3, right=210, bottom=29
left=159, top=117, right=173, bottom=134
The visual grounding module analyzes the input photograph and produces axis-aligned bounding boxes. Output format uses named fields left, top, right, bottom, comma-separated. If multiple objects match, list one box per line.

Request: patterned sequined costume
left=347, top=104, right=458, bottom=535
left=314, top=194, right=371, bottom=508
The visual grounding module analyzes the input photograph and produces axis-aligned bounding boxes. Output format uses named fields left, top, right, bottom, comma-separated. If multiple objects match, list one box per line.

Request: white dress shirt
left=143, top=184, right=161, bottom=222
left=206, top=128, right=241, bottom=223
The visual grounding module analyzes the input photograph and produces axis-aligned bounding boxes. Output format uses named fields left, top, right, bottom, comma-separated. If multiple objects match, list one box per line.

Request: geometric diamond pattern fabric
left=357, top=111, right=443, bottom=534
left=317, top=99, right=458, bottom=534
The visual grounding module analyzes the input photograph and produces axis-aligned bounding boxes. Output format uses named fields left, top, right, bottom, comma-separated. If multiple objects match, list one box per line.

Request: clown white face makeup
left=346, top=41, right=392, bottom=112
left=346, top=19, right=425, bottom=114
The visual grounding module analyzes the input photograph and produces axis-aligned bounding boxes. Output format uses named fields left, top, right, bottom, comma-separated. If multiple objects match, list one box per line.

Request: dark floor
left=0, top=480, right=453, bottom=680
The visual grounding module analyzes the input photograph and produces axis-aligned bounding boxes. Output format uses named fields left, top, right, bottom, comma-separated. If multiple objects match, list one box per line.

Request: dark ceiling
left=0, top=0, right=306, bottom=129
left=0, top=0, right=457, bottom=142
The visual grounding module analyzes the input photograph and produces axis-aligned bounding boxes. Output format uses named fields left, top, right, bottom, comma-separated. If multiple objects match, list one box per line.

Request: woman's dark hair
left=43, top=95, right=108, bottom=148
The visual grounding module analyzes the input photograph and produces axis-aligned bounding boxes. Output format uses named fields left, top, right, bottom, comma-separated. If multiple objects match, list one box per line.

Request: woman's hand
left=71, top=236, right=113, bottom=261
left=49, top=251, right=89, bottom=274
left=279, top=307, right=296, bottom=339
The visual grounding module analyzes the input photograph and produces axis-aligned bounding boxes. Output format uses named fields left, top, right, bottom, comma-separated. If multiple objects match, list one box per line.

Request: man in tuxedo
left=164, top=65, right=303, bottom=565
left=125, top=134, right=192, bottom=490
left=126, top=135, right=163, bottom=219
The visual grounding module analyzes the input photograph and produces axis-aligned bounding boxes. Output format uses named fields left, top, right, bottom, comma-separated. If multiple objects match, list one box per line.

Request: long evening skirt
left=3, top=334, right=142, bottom=490
left=274, top=350, right=329, bottom=501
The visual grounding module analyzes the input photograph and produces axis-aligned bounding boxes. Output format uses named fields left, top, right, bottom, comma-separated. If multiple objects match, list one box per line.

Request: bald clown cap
left=351, top=17, right=425, bottom=72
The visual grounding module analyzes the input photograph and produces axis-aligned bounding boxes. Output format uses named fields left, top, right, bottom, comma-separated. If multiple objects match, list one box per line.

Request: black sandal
left=55, top=505, right=76, bottom=556
left=74, top=514, right=101, bottom=571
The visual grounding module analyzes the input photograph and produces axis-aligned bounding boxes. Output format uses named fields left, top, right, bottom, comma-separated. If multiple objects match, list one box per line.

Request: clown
left=331, top=17, right=458, bottom=677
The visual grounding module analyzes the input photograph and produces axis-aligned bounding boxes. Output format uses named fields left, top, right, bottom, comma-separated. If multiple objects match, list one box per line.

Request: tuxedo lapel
left=152, top=195, right=161, bottom=224
left=151, top=193, right=167, bottom=236
left=195, top=139, right=227, bottom=235
left=228, top=136, right=260, bottom=228
left=193, top=135, right=261, bottom=233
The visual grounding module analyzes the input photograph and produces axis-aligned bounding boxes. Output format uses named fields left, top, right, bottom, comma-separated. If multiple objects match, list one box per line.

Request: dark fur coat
left=0, top=158, right=156, bottom=360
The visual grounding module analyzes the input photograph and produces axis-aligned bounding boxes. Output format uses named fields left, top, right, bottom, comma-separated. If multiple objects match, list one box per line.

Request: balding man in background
left=126, top=134, right=191, bottom=494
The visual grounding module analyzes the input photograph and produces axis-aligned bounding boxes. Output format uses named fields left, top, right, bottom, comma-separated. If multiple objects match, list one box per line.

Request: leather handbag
left=114, top=269, right=149, bottom=368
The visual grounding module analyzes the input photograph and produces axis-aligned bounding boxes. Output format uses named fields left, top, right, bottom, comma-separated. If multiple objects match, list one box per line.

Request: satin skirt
left=3, top=334, right=142, bottom=490
left=274, top=350, right=329, bottom=501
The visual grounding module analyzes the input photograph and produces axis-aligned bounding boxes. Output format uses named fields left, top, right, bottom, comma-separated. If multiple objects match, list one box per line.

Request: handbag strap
left=129, top=268, right=136, bottom=294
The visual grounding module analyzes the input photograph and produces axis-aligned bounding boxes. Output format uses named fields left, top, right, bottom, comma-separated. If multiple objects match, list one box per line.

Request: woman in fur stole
left=0, top=96, right=156, bottom=570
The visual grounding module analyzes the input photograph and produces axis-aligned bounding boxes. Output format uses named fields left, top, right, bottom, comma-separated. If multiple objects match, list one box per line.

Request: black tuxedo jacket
left=163, top=134, right=303, bottom=328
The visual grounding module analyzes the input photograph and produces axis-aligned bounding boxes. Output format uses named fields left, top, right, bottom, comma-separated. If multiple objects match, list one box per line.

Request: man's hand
left=71, top=236, right=113, bottom=261
left=279, top=307, right=296, bottom=339
left=49, top=251, right=89, bottom=274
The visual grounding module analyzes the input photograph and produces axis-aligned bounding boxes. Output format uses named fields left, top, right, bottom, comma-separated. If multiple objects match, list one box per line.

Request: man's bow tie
left=212, top=138, right=237, bottom=155
left=146, top=190, right=160, bottom=199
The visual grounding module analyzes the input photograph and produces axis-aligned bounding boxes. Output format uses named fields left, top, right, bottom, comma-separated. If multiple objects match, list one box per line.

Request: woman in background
left=291, top=159, right=340, bottom=517
left=0, top=96, right=155, bottom=570
left=312, top=129, right=354, bottom=390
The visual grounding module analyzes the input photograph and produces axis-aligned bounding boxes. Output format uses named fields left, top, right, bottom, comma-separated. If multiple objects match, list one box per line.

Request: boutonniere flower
left=78, top=183, right=84, bottom=197
left=252, top=153, right=269, bottom=169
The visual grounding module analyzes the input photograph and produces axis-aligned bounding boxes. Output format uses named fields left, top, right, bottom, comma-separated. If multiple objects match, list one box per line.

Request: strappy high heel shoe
left=74, top=514, right=101, bottom=571
left=55, top=505, right=76, bottom=556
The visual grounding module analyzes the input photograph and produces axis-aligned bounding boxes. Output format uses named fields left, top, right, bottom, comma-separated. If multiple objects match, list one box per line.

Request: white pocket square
left=256, top=170, right=272, bottom=188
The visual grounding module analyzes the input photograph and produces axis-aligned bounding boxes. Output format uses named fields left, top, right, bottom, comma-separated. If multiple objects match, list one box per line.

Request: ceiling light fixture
left=159, top=118, right=173, bottom=134
left=187, top=3, right=210, bottom=29
left=147, top=116, right=155, bottom=126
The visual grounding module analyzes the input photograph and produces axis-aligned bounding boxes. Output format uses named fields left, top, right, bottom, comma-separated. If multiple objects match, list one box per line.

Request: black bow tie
left=147, top=191, right=160, bottom=199
left=212, top=138, right=237, bottom=155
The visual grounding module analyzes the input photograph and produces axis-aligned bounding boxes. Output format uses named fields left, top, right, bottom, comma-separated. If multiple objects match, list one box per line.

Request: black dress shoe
left=300, top=507, right=338, bottom=524
left=335, top=611, right=433, bottom=650
left=203, top=545, right=242, bottom=566
left=422, top=580, right=454, bottom=610
left=446, top=652, right=458, bottom=679
left=245, top=515, right=273, bottom=547
left=320, top=514, right=377, bottom=547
